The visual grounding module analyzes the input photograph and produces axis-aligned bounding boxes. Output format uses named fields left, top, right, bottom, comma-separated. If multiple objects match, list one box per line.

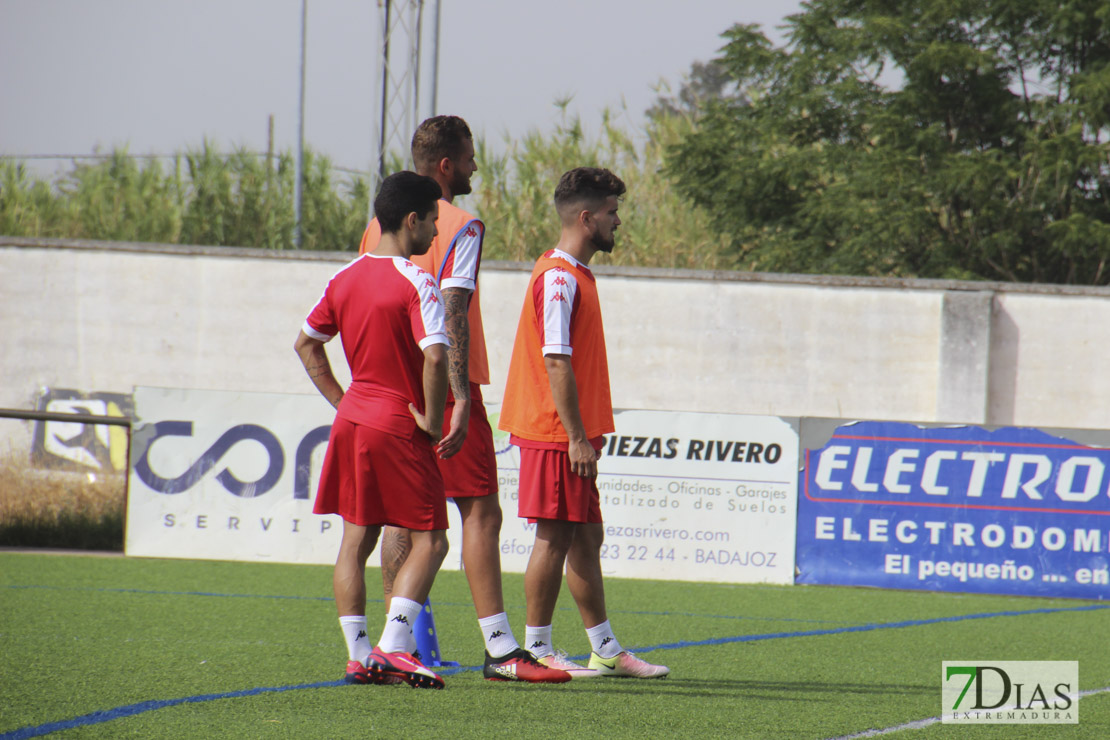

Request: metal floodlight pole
left=414, top=2, right=422, bottom=131
left=369, top=0, right=433, bottom=220
left=376, top=0, right=392, bottom=186
left=429, top=0, right=440, bottom=118
left=294, top=0, right=308, bottom=248
left=406, top=1, right=421, bottom=152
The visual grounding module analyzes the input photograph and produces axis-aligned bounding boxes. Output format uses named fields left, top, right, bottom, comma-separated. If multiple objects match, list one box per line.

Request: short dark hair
left=553, top=167, right=626, bottom=219
left=411, top=115, right=473, bottom=173
left=373, top=171, right=442, bottom=233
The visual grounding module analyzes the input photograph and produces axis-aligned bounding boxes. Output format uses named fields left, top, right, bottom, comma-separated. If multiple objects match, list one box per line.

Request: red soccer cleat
left=367, top=646, right=445, bottom=689
left=483, top=648, right=572, bottom=683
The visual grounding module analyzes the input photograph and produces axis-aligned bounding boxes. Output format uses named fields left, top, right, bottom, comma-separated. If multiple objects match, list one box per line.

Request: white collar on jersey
left=551, top=248, right=585, bottom=269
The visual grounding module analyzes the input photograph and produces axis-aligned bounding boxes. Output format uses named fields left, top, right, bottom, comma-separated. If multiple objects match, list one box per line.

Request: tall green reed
left=1, top=111, right=731, bottom=269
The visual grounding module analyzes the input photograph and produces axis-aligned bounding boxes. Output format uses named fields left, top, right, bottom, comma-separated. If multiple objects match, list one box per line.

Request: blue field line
left=642, top=602, right=1110, bottom=653
left=609, top=607, right=851, bottom=625
left=0, top=680, right=346, bottom=740
left=5, top=601, right=1108, bottom=739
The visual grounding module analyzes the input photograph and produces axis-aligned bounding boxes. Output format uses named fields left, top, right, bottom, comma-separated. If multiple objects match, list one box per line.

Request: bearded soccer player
left=498, top=167, right=670, bottom=679
left=295, top=171, right=451, bottom=689
left=360, top=116, right=568, bottom=683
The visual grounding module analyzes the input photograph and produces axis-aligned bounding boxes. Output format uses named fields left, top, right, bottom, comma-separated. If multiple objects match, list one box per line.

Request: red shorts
left=437, top=384, right=498, bottom=499
left=515, top=437, right=604, bottom=524
left=314, top=417, right=448, bottom=530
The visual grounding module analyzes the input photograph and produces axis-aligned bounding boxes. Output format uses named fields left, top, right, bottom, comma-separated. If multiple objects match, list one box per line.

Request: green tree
left=665, top=0, right=1110, bottom=283
left=471, top=103, right=731, bottom=270
left=647, top=60, right=736, bottom=120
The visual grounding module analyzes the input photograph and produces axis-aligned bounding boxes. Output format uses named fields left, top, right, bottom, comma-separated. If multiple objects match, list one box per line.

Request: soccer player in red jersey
left=499, top=167, right=670, bottom=679
left=295, top=171, right=451, bottom=689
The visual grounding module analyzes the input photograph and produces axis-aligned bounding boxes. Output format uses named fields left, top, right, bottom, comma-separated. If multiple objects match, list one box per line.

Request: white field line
left=824, top=686, right=1110, bottom=739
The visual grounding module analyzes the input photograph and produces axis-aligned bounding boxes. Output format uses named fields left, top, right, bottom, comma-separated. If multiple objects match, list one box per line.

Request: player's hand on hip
left=569, top=438, right=598, bottom=478
left=409, top=403, right=443, bottom=444
left=436, top=399, right=470, bottom=459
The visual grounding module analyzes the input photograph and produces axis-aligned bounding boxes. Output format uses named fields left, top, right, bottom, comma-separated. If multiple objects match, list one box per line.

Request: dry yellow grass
left=0, top=449, right=125, bottom=550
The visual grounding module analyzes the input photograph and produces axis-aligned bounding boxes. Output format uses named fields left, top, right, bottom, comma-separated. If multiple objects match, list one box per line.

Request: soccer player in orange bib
left=295, top=171, right=451, bottom=689
left=360, top=116, right=569, bottom=684
left=498, top=167, right=669, bottom=679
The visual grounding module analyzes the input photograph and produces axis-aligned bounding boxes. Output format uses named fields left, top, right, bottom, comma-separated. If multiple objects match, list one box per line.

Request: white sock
left=524, top=624, right=554, bottom=659
left=377, top=596, right=423, bottom=654
left=339, top=615, right=372, bottom=665
left=586, top=620, right=622, bottom=659
left=479, top=612, right=520, bottom=658
left=381, top=610, right=419, bottom=654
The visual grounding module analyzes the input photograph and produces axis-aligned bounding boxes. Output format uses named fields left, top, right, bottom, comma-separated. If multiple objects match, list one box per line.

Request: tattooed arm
left=294, top=331, right=344, bottom=409
left=435, top=286, right=470, bottom=458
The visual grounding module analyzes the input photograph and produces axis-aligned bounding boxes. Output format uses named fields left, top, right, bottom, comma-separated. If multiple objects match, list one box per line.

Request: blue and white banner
left=126, top=386, right=800, bottom=584
left=797, top=421, right=1110, bottom=599
left=126, top=386, right=346, bottom=564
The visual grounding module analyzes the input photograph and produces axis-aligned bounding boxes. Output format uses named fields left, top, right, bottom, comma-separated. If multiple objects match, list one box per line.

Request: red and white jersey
left=437, top=219, right=483, bottom=292
left=360, top=200, right=491, bottom=384
left=499, top=248, right=612, bottom=444
left=534, top=249, right=585, bottom=356
left=303, top=254, right=448, bottom=436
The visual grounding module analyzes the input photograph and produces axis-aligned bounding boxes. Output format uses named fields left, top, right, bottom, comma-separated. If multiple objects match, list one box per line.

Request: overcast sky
left=0, top=0, right=802, bottom=176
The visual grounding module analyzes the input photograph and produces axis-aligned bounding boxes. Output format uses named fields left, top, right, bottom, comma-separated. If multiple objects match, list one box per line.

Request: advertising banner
left=127, top=386, right=351, bottom=565
left=797, top=420, right=1110, bottom=599
left=127, top=386, right=798, bottom=582
left=490, top=407, right=799, bottom=584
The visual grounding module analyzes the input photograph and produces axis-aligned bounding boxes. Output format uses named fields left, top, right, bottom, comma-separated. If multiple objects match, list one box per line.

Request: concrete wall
left=3, top=237, right=1109, bottom=444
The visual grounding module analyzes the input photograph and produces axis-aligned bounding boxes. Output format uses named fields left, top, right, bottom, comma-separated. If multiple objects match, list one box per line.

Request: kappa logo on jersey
left=550, top=292, right=567, bottom=302
left=424, top=278, right=436, bottom=289
left=552, top=276, right=568, bottom=287
left=464, top=226, right=478, bottom=237
left=427, top=293, right=440, bottom=304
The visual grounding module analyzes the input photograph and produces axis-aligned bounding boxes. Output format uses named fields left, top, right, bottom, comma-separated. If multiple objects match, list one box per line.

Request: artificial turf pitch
left=1, top=551, right=1108, bottom=739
